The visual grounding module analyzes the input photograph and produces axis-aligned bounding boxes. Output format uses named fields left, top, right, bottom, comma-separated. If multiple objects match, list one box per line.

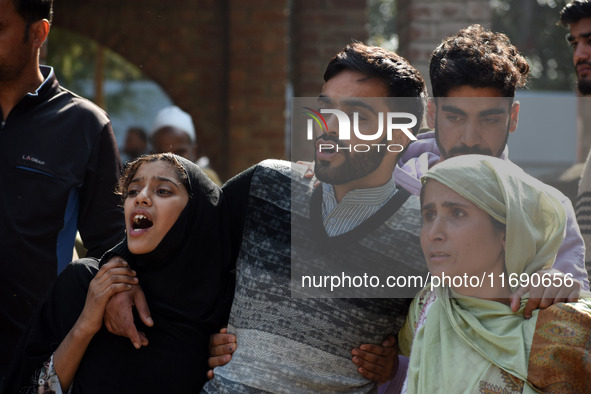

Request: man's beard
left=314, top=134, right=387, bottom=185
left=576, top=60, right=591, bottom=96
left=578, top=78, right=591, bottom=95
left=441, top=143, right=496, bottom=158
left=0, top=29, right=31, bottom=83
left=434, top=115, right=509, bottom=159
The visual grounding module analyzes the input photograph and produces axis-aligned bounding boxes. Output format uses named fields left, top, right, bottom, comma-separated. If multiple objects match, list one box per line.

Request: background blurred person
left=150, top=105, right=222, bottom=185
left=121, top=126, right=147, bottom=164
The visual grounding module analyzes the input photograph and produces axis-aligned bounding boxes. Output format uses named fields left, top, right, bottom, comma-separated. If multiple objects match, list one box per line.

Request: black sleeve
left=78, top=122, right=125, bottom=258
left=3, top=259, right=99, bottom=394
left=98, top=238, right=133, bottom=268
left=222, top=165, right=256, bottom=265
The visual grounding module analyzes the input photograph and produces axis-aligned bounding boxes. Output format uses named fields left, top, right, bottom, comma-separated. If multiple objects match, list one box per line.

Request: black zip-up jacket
left=0, top=66, right=124, bottom=367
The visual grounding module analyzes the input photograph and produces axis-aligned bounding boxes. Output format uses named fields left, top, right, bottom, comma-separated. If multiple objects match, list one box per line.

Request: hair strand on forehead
left=116, top=153, right=190, bottom=203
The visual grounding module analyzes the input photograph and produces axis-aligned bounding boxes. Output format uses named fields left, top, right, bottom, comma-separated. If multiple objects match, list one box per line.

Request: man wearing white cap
left=150, top=105, right=222, bottom=185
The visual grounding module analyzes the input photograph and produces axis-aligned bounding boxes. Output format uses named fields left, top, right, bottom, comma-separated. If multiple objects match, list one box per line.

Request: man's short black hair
left=13, top=0, right=53, bottom=25
left=429, top=24, right=529, bottom=98
left=560, top=0, right=591, bottom=26
left=324, top=42, right=427, bottom=134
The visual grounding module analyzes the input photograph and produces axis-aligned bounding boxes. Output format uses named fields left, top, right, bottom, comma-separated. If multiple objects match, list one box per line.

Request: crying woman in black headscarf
left=5, top=153, right=234, bottom=394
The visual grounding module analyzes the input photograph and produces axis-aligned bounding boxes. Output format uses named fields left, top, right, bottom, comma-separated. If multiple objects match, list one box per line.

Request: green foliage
left=45, top=27, right=97, bottom=92
left=45, top=27, right=147, bottom=115
left=46, top=27, right=144, bottom=83
left=367, top=0, right=398, bottom=51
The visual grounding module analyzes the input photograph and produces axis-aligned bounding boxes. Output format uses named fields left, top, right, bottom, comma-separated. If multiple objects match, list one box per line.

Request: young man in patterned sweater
left=201, top=43, right=428, bottom=392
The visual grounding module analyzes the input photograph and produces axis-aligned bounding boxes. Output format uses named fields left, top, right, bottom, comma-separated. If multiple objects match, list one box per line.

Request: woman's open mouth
left=130, top=214, right=153, bottom=233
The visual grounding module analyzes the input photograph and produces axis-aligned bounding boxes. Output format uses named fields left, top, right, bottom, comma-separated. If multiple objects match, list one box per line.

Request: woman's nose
left=135, top=188, right=151, bottom=206
left=428, top=218, right=446, bottom=241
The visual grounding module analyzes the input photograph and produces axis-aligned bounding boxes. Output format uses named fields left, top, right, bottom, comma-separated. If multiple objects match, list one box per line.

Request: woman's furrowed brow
left=155, top=176, right=182, bottom=189
left=421, top=200, right=470, bottom=210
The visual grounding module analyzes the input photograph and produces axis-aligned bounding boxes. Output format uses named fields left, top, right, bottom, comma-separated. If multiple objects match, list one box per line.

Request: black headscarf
left=5, top=155, right=234, bottom=394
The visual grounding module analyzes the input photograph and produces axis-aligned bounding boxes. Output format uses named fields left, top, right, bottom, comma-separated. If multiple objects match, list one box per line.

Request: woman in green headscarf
left=398, top=154, right=591, bottom=393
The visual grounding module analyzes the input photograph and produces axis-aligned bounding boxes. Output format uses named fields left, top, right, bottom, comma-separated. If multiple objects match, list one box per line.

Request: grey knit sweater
left=202, top=160, right=426, bottom=393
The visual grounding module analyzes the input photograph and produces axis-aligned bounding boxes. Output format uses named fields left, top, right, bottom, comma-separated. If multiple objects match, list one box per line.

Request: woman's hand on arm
left=351, top=334, right=398, bottom=384
left=103, top=256, right=153, bottom=349
left=510, top=268, right=582, bottom=318
left=206, top=328, right=237, bottom=380
left=53, top=260, right=137, bottom=391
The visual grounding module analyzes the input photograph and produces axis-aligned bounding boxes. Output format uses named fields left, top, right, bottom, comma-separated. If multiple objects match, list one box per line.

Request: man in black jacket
left=0, top=0, right=124, bottom=385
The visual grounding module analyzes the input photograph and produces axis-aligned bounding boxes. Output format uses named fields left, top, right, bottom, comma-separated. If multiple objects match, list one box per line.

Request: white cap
left=150, top=105, right=196, bottom=142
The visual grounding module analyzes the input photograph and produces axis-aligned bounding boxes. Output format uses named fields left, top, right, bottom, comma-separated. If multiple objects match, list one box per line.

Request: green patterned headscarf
left=403, top=155, right=579, bottom=393
left=422, top=154, right=566, bottom=284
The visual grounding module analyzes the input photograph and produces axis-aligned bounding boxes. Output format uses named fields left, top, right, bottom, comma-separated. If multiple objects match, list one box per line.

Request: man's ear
left=426, top=98, right=436, bottom=129
left=389, top=127, right=413, bottom=157
left=509, top=101, right=520, bottom=134
left=31, top=19, right=50, bottom=49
